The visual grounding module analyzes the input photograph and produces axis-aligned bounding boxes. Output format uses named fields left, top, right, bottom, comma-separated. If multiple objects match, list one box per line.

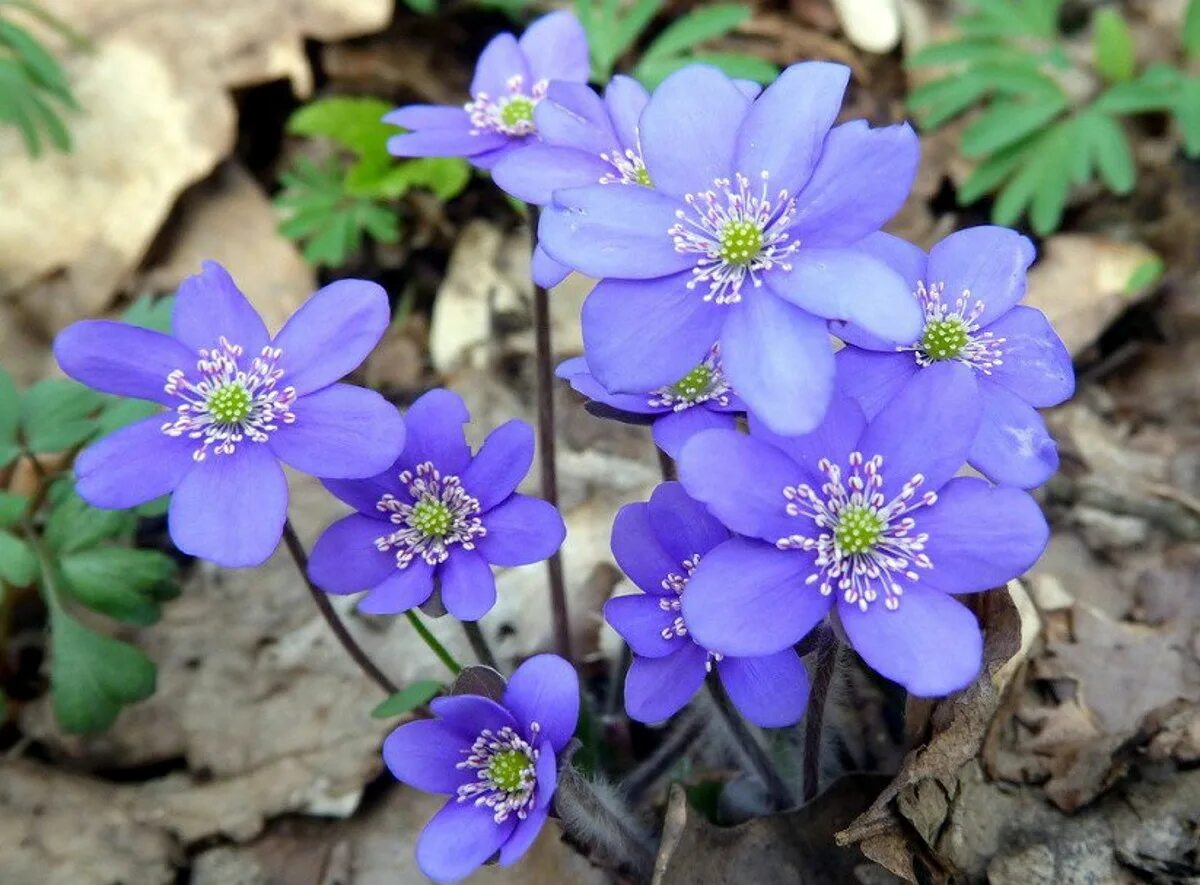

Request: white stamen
left=901, top=280, right=1006, bottom=372
left=455, top=722, right=541, bottom=823
left=465, top=75, right=547, bottom=137
left=375, top=462, right=487, bottom=568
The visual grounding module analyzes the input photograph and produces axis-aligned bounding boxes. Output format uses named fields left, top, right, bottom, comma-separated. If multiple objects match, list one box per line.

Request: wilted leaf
left=450, top=665, right=506, bottom=701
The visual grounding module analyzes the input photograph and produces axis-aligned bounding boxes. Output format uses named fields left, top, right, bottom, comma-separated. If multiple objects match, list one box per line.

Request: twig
left=803, top=627, right=839, bottom=802
left=706, top=675, right=795, bottom=810
left=461, top=620, right=499, bottom=671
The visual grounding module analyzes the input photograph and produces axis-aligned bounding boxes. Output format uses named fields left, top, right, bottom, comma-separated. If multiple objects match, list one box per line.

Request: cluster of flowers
left=51, top=7, right=1073, bottom=882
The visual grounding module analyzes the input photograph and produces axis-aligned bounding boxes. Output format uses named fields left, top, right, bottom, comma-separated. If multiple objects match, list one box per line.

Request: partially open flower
left=53, top=261, right=404, bottom=568
left=384, top=654, right=579, bottom=884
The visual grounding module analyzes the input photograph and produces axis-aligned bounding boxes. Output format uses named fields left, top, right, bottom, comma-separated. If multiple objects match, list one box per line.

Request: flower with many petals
left=538, top=61, right=925, bottom=435
left=384, top=654, right=578, bottom=884
left=308, top=388, right=565, bottom=620
left=675, top=365, right=1050, bottom=696
left=605, top=482, right=809, bottom=725
left=53, top=261, right=405, bottom=568
left=385, top=11, right=589, bottom=172
left=834, top=226, right=1074, bottom=489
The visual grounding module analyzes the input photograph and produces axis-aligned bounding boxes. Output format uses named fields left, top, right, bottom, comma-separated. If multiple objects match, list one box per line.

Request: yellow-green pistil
left=635, top=165, right=652, bottom=187
left=718, top=219, right=763, bottom=266
left=920, top=317, right=970, bottom=361
left=488, top=749, right=533, bottom=792
left=670, top=364, right=713, bottom=400
left=500, top=97, right=535, bottom=130
left=207, top=384, right=253, bottom=424
left=410, top=499, right=454, bottom=538
left=834, top=506, right=884, bottom=555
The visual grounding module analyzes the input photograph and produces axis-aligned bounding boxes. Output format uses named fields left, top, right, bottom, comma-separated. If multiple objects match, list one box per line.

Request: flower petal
left=734, top=61, right=849, bottom=195
left=430, top=695, right=517, bottom=736
left=624, top=644, right=709, bottom=723
left=856, top=361, right=981, bottom=496
left=717, top=649, right=810, bottom=727
left=790, top=121, right=919, bottom=246
left=560, top=359, right=660, bottom=413
left=647, top=480, right=730, bottom=563
left=832, top=233, right=926, bottom=350
left=388, top=127, right=508, bottom=159
left=610, top=502, right=679, bottom=595
left=534, top=743, right=557, bottom=808
left=54, top=321, right=195, bottom=406
left=401, top=388, right=471, bottom=474
left=492, top=144, right=612, bottom=205
left=518, top=10, right=589, bottom=83
left=308, top=513, right=395, bottom=595
left=746, top=388, right=867, bottom=485
left=834, top=348, right=920, bottom=420
left=531, top=245, right=572, bottom=288
left=416, top=800, right=516, bottom=884
left=498, top=802, right=551, bottom=867
left=720, top=293, right=835, bottom=435
left=536, top=81, right=617, bottom=153
left=838, top=588, right=982, bottom=697
left=983, top=305, right=1075, bottom=408
left=476, top=495, right=565, bottom=567
left=581, top=272, right=723, bottom=392
left=384, top=104, right=466, bottom=129
left=968, top=383, right=1059, bottom=489
left=676, top=429, right=799, bottom=543
left=461, top=419, right=534, bottom=510
left=682, top=538, right=830, bottom=656
left=268, top=384, right=405, bottom=479
left=604, top=593, right=681, bottom=658
left=471, top=32, right=529, bottom=96
left=917, top=477, right=1049, bottom=595
left=503, top=653, right=580, bottom=752
left=383, top=720, right=472, bottom=794
left=74, top=417, right=195, bottom=509
left=322, top=465, right=405, bottom=516
left=358, top=561, right=435, bottom=614
left=172, top=261, right=270, bottom=353
left=640, top=65, right=748, bottom=198
left=273, top=280, right=391, bottom=396
left=440, top=550, right=496, bottom=621
left=926, top=226, right=1036, bottom=327
left=539, top=186, right=691, bottom=279
left=604, top=75, right=649, bottom=151
left=652, top=407, right=734, bottom=459
left=168, top=444, right=287, bottom=567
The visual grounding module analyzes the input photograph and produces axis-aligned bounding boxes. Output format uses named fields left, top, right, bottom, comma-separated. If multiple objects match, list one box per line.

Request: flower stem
left=555, top=763, right=656, bottom=878
left=281, top=519, right=399, bottom=694
left=529, top=207, right=572, bottom=663
left=404, top=610, right=462, bottom=676
left=803, top=626, right=839, bottom=802
left=705, top=674, right=794, bottom=810
left=461, top=620, right=499, bottom=670
left=622, top=709, right=706, bottom=803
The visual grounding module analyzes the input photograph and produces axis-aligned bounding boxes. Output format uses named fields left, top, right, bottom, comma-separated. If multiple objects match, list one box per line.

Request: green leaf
left=641, top=4, right=750, bottom=61
left=19, top=379, right=101, bottom=453
left=49, top=605, right=156, bottom=733
left=906, top=38, right=1019, bottom=68
left=121, top=294, right=174, bottom=332
left=0, top=530, right=36, bottom=586
left=958, top=136, right=1041, bottom=203
left=44, top=483, right=136, bottom=554
left=688, top=52, right=777, bottom=84
left=0, top=18, right=74, bottom=103
left=0, top=364, right=18, bottom=468
left=288, top=96, right=395, bottom=158
left=607, top=0, right=663, bottom=70
left=59, top=547, right=176, bottom=625
left=0, top=491, right=27, bottom=528
left=1175, top=77, right=1200, bottom=157
left=1093, top=9, right=1135, bottom=84
left=991, top=121, right=1073, bottom=235
left=959, top=92, right=1068, bottom=157
left=402, top=0, right=437, bottom=13
left=1185, top=0, right=1200, bottom=60
left=370, top=680, right=442, bottom=718
left=1125, top=255, right=1164, bottom=295
left=1094, top=66, right=1181, bottom=114
left=97, top=397, right=160, bottom=436
left=1078, top=112, right=1135, bottom=194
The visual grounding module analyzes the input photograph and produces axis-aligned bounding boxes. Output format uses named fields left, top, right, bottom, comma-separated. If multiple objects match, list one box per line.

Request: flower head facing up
left=308, top=388, right=566, bottom=621
left=53, top=261, right=405, bottom=568
left=384, top=655, right=579, bottom=883
left=556, top=344, right=745, bottom=458
left=674, top=366, right=1051, bottom=697
left=835, top=227, right=1075, bottom=489
left=539, top=62, right=928, bottom=436
left=385, top=11, right=588, bottom=171
left=604, top=482, right=810, bottom=725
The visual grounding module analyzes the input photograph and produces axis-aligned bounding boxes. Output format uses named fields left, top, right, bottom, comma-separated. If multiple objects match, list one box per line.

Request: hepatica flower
left=384, top=654, right=579, bottom=883
left=54, top=261, right=404, bottom=568
left=835, top=227, right=1075, bottom=489
left=385, top=10, right=588, bottom=172
left=538, top=62, right=925, bottom=435
left=675, top=365, right=1050, bottom=696
left=556, top=345, right=745, bottom=457
left=308, top=388, right=565, bottom=620
left=605, top=482, right=808, bottom=725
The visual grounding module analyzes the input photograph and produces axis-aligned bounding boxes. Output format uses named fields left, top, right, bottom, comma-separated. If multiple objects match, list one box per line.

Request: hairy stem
left=556, top=764, right=656, bottom=879
left=706, top=675, right=795, bottom=810
left=803, top=627, right=839, bottom=802
left=529, top=207, right=572, bottom=663
left=461, top=620, right=499, bottom=670
left=281, top=520, right=399, bottom=693
left=622, top=709, right=706, bottom=804
left=403, top=610, right=462, bottom=676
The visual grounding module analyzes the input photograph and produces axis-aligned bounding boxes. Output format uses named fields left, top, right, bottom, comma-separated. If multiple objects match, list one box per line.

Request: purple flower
left=556, top=345, right=745, bottom=458
left=537, top=62, right=925, bottom=435
left=675, top=365, right=1050, bottom=696
left=605, top=482, right=809, bottom=726
left=834, top=227, right=1075, bottom=489
left=384, top=654, right=579, bottom=883
left=307, top=388, right=565, bottom=620
left=385, top=11, right=589, bottom=173
left=53, top=261, right=404, bottom=568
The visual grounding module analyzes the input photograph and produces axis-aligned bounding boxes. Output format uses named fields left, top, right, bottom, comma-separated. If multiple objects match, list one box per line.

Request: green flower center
left=670, top=364, right=713, bottom=400
left=635, top=165, right=652, bottom=187
left=834, top=506, right=884, bottom=555
left=500, top=97, right=535, bottom=129
left=208, top=383, right=252, bottom=424
left=920, top=318, right=969, bottom=361
left=718, top=219, right=763, bottom=266
left=488, top=749, right=532, bottom=792
left=411, top=499, right=453, bottom=538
